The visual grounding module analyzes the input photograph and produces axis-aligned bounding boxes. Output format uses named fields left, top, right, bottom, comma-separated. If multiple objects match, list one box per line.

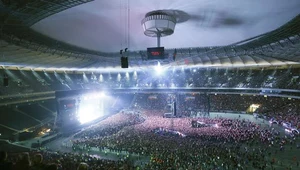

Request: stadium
left=0, top=0, right=300, bottom=169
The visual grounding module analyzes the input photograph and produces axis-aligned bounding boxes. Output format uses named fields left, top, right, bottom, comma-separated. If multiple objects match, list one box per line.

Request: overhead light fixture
left=141, top=10, right=176, bottom=47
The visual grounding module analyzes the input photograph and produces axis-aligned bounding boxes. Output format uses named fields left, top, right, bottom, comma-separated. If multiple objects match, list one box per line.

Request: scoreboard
left=147, top=47, right=165, bottom=60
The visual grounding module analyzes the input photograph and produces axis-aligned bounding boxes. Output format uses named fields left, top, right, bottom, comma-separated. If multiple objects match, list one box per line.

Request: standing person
left=14, top=152, right=31, bottom=170
left=0, top=151, right=13, bottom=170
left=45, top=164, right=58, bottom=170
left=30, top=153, right=45, bottom=170
left=77, top=162, right=89, bottom=170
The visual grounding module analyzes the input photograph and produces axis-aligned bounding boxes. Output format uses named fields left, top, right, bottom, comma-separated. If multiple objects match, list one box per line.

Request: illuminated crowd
left=68, top=94, right=300, bottom=169
left=1, top=93, right=300, bottom=170
left=69, top=110, right=299, bottom=170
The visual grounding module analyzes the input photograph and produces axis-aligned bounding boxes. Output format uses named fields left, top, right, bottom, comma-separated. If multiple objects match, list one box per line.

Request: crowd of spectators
left=68, top=91, right=300, bottom=169
left=256, top=98, right=300, bottom=129
left=73, top=112, right=144, bottom=140
left=131, top=94, right=169, bottom=110
left=70, top=108, right=299, bottom=169
left=0, top=150, right=134, bottom=170
left=134, top=93, right=300, bottom=128
left=1, top=93, right=300, bottom=169
left=209, top=94, right=300, bottom=129
left=71, top=93, right=299, bottom=169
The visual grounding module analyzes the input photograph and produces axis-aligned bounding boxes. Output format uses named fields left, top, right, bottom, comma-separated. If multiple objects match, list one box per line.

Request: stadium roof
left=0, top=0, right=300, bottom=72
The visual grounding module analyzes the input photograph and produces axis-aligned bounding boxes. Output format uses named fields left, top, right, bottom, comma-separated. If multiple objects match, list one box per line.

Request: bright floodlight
left=117, top=73, right=121, bottom=81
left=100, top=91, right=106, bottom=97
left=77, top=93, right=105, bottom=124
left=77, top=104, right=102, bottom=124
left=154, top=62, right=165, bottom=76
left=99, top=74, right=103, bottom=82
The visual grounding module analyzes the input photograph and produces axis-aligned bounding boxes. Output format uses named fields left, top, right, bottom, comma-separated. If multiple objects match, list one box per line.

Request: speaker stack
left=173, top=102, right=177, bottom=116
left=121, top=57, right=128, bottom=68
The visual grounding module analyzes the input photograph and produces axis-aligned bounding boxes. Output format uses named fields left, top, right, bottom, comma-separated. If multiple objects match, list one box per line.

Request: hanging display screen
left=147, top=47, right=165, bottom=59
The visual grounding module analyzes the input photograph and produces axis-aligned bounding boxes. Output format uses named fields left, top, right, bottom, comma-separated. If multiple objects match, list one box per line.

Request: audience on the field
left=2, top=93, right=300, bottom=170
